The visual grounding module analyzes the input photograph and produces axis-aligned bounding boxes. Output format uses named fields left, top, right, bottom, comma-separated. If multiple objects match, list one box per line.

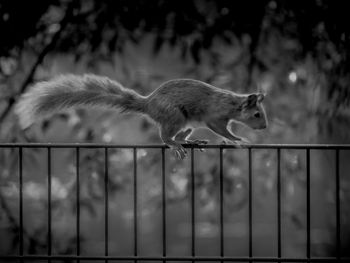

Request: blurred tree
left=1, top=0, right=350, bottom=131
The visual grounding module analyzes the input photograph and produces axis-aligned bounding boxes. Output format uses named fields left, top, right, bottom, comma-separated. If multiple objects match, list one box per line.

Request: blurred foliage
left=1, top=0, right=350, bottom=259
left=1, top=0, right=350, bottom=105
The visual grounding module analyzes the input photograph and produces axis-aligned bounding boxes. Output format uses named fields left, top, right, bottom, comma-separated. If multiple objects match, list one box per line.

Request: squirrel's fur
left=16, top=74, right=145, bottom=128
left=16, top=74, right=268, bottom=159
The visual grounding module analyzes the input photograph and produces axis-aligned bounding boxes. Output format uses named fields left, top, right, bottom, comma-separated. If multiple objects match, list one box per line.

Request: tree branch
left=0, top=3, right=74, bottom=124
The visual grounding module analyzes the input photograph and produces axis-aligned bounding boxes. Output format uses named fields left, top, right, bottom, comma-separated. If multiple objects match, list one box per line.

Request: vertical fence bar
left=191, top=148, right=195, bottom=263
left=161, top=148, right=166, bottom=263
left=306, top=149, right=311, bottom=259
left=248, top=148, right=252, bottom=262
left=134, top=148, right=138, bottom=263
left=19, top=147, right=23, bottom=261
left=219, top=148, right=224, bottom=263
left=335, top=149, right=340, bottom=260
left=47, top=147, right=52, bottom=261
left=104, top=148, right=109, bottom=263
left=277, top=149, right=281, bottom=259
left=76, top=147, right=80, bottom=263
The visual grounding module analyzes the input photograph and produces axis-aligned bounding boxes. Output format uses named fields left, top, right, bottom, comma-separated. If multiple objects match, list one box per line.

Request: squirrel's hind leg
left=174, top=128, right=208, bottom=152
left=174, top=128, right=208, bottom=145
left=160, top=127, right=187, bottom=160
left=174, top=128, right=193, bottom=142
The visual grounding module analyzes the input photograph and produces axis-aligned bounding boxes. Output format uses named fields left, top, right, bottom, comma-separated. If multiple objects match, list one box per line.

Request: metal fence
left=0, top=143, right=349, bottom=262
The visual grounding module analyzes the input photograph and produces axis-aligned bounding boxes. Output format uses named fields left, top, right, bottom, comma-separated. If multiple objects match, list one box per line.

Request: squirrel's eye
left=254, top=112, right=261, bottom=118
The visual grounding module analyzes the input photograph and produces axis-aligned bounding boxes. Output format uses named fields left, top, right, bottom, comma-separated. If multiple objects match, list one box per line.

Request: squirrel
left=15, top=74, right=268, bottom=159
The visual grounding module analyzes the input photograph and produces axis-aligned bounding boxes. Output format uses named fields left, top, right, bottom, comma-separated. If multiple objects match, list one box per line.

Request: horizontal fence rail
left=0, top=143, right=348, bottom=262
left=1, top=143, right=350, bottom=149
left=1, top=255, right=350, bottom=262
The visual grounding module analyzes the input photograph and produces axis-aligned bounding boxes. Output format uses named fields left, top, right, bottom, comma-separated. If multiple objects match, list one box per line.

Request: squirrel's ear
left=241, top=93, right=265, bottom=109
left=240, top=94, right=257, bottom=109
left=257, top=93, right=265, bottom=103
left=247, top=94, right=258, bottom=106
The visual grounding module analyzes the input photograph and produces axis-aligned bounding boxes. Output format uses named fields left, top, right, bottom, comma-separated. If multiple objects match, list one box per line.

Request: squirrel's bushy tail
left=15, top=74, right=146, bottom=128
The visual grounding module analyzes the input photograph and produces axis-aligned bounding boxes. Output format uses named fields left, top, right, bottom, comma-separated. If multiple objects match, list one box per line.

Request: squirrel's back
left=146, top=78, right=240, bottom=123
left=16, top=74, right=245, bottom=130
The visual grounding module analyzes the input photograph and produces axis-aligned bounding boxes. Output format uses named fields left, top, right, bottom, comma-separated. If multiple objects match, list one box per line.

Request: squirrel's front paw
left=221, top=138, right=249, bottom=148
left=190, top=139, right=209, bottom=145
left=186, top=139, right=208, bottom=152
left=239, top=137, right=250, bottom=144
left=171, top=146, right=187, bottom=160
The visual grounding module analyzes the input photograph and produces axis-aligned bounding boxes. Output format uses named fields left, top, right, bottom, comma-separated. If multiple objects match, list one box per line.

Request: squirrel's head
left=235, top=93, right=268, bottom=130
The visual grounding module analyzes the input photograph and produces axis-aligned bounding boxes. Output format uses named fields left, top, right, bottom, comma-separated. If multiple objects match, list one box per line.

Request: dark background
left=0, top=0, right=350, bottom=260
